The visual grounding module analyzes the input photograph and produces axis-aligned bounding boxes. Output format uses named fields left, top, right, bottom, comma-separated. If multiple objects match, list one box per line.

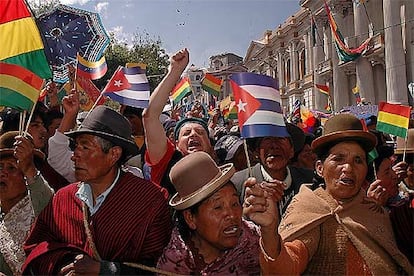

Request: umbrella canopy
left=37, top=4, right=110, bottom=83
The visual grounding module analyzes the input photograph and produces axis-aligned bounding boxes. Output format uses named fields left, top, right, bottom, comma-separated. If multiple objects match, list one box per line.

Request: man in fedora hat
left=143, top=48, right=214, bottom=196
left=22, top=105, right=172, bottom=275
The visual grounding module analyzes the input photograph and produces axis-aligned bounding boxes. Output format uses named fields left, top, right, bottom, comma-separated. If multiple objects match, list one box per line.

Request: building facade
left=244, top=0, right=414, bottom=115
left=186, top=53, right=247, bottom=108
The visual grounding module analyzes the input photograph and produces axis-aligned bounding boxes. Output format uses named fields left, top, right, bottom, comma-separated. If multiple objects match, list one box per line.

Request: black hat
left=174, top=117, right=209, bottom=139
left=214, top=134, right=244, bottom=164
left=65, top=106, right=139, bottom=161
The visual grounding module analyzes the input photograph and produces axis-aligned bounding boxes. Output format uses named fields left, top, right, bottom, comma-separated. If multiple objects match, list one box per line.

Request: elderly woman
left=157, top=151, right=262, bottom=275
left=244, top=114, right=413, bottom=275
left=0, top=131, right=54, bottom=275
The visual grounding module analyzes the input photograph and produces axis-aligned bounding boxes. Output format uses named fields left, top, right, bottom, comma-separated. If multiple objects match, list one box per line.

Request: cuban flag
left=230, top=72, right=289, bottom=138
left=102, top=65, right=150, bottom=108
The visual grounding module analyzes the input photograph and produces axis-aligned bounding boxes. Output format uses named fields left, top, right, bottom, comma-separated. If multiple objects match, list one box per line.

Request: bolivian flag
left=377, top=102, right=411, bottom=138
left=0, top=62, right=44, bottom=111
left=201, top=73, right=222, bottom=97
left=0, top=0, right=51, bottom=79
left=171, top=77, right=192, bottom=104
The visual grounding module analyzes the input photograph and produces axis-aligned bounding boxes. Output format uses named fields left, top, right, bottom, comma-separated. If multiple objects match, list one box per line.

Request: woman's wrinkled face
left=316, top=141, right=368, bottom=200
left=185, top=183, right=242, bottom=259
left=0, top=156, right=26, bottom=203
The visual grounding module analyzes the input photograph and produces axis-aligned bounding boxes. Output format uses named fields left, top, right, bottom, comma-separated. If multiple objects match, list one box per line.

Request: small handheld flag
left=76, top=53, right=107, bottom=80
left=103, top=65, right=150, bottom=109
left=171, top=77, right=192, bottom=104
left=376, top=101, right=411, bottom=138
left=201, top=73, right=222, bottom=97
left=230, top=72, right=288, bottom=138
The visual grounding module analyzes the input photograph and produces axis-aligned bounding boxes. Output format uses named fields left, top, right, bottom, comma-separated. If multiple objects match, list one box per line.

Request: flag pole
left=402, top=134, right=408, bottom=163
left=23, top=103, right=37, bottom=137
left=243, top=139, right=253, bottom=177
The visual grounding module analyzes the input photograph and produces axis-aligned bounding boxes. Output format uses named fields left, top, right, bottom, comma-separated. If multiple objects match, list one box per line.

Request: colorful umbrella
left=37, top=4, right=110, bottom=83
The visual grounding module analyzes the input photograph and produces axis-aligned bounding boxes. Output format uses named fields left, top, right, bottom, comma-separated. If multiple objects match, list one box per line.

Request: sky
left=58, top=0, right=301, bottom=68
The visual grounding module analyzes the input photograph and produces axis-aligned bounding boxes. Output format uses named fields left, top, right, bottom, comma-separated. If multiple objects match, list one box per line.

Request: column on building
left=354, top=0, right=376, bottom=104
left=278, top=51, right=284, bottom=88
left=313, top=16, right=327, bottom=111
left=383, top=0, right=408, bottom=105
left=289, top=42, right=297, bottom=83
left=330, top=3, right=350, bottom=111
left=405, top=1, right=414, bottom=105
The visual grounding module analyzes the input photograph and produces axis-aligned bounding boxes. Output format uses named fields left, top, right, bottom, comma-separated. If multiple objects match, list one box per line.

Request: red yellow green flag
left=171, top=77, right=192, bottom=104
left=201, top=73, right=222, bottom=97
left=315, top=83, right=330, bottom=96
left=377, top=101, right=411, bottom=138
left=0, top=0, right=51, bottom=79
left=0, top=62, right=44, bottom=111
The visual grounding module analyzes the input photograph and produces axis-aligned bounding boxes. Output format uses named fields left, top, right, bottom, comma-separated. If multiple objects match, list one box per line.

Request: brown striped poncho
left=22, top=172, right=172, bottom=275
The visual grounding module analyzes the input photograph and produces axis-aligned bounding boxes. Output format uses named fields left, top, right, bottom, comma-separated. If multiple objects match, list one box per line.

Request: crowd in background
left=0, top=48, right=413, bottom=275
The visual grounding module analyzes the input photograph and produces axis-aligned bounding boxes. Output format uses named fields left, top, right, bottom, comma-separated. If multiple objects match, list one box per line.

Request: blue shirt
left=76, top=169, right=120, bottom=216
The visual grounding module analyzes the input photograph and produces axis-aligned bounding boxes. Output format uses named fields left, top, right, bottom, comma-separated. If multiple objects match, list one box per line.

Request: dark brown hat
left=311, top=113, right=377, bottom=156
left=0, top=131, right=45, bottom=160
left=169, top=151, right=235, bottom=210
left=65, top=106, right=139, bottom=161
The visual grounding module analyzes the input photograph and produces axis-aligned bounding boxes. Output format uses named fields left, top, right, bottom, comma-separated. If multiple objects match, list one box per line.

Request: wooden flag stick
left=243, top=139, right=253, bottom=177
left=23, top=104, right=36, bottom=137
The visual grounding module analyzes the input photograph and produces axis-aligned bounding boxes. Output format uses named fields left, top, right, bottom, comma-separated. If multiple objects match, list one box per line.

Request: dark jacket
left=231, top=163, right=315, bottom=217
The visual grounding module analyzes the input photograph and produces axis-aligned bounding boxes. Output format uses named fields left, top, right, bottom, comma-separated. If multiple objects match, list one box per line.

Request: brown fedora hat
left=65, top=106, right=139, bottom=161
left=0, top=131, right=45, bottom=161
left=169, top=151, right=235, bottom=210
left=311, top=113, right=377, bottom=156
left=395, top=128, right=414, bottom=155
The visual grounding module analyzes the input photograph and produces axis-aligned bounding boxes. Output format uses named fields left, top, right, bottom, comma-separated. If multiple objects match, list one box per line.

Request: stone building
left=244, top=0, right=414, bottom=115
left=186, top=53, right=247, bottom=107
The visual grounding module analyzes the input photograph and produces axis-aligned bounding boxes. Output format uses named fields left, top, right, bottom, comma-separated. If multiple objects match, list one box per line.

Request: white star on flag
left=237, top=99, right=248, bottom=112
left=114, top=80, right=123, bottom=87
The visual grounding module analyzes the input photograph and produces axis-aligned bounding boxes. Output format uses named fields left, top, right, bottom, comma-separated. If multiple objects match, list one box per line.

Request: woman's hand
left=243, top=177, right=279, bottom=229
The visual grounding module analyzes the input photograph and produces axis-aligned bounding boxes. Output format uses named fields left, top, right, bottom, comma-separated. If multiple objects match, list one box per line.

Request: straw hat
left=311, top=113, right=377, bottom=156
left=169, top=151, right=235, bottom=210
left=395, top=128, right=414, bottom=155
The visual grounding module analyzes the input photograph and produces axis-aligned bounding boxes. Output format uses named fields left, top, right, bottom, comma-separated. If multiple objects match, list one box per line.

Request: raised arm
left=142, top=48, right=189, bottom=164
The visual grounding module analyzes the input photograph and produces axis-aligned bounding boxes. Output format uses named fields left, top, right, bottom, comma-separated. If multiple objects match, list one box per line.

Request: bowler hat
left=395, top=128, right=414, bottom=155
left=0, top=131, right=45, bottom=161
left=311, top=113, right=377, bottom=156
left=65, top=106, right=139, bottom=161
left=169, top=151, right=235, bottom=210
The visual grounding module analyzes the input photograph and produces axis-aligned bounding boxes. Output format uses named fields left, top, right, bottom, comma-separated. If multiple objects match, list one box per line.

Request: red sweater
left=22, top=172, right=172, bottom=274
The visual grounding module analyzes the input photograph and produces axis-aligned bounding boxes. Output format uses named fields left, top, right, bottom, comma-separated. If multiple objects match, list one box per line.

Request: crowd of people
left=0, top=48, right=413, bottom=275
